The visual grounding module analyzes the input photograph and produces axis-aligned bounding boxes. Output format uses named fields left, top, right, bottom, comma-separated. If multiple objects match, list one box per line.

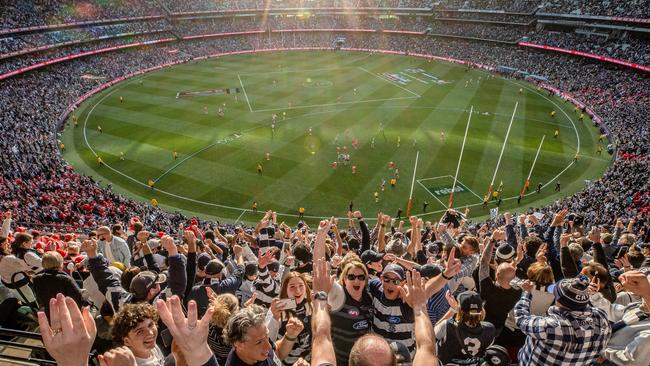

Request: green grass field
left=61, top=51, right=611, bottom=225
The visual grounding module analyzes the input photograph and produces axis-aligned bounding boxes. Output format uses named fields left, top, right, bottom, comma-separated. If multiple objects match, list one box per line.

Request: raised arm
left=504, top=213, right=517, bottom=250
left=1, top=211, right=11, bottom=237
left=310, top=258, right=336, bottom=366
left=559, top=234, right=579, bottom=279
left=406, top=216, right=420, bottom=258
left=515, top=281, right=555, bottom=340
left=184, top=231, right=197, bottom=299
left=425, top=247, right=461, bottom=298
left=331, top=222, right=344, bottom=256
left=479, top=232, right=499, bottom=281
left=313, top=219, right=332, bottom=264
left=354, top=211, right=370, bottom=253
left=161, top=235, right=187, bottom=299
left=377, top=214, right=389, bottom=253
left=402, top=270, right=439, bottom=366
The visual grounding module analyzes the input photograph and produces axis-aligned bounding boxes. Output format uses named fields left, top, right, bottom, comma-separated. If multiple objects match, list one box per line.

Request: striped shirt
left=427, top=284, right=450, bottom=326
left=207, top=325, right=231, bottom=365
left=368, top=278, right=415, bottom=355
left=254, top=267, right=280, bottom=307
left=278, top=302, right=312, bottom=365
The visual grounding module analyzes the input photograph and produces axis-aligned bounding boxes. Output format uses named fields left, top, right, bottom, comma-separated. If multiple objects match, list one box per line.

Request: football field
left=61, top=51, right=611, bottom=224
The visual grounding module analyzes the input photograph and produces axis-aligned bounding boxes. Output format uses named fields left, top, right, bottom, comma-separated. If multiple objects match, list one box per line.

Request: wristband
left=441, top=272, right=453, bottom=280
left=284, top=334, right=297, bottom=342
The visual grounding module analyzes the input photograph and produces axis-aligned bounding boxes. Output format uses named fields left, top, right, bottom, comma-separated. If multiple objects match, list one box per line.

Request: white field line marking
left=251, top=96, right=418, bottom=113
left=417, top=176, right=453, bottom=183
left=525, top=135, right=546, bottom=183
left=237, top=74, right=253, bottom=112
left=416, top=180, right=448, bottom=209
left=357, top=66, right=421, bottom=97
left=488, top=102, right=518, bottom=188
left=234, top=209, right=247, bottom=223
left=408, top=151, right=420, bottom=200
left=449, top=105, right=473, bottom=208
left=447, top=175, right=484, bottom=201
left=478, top=71, right=580, bottom=154
left=154, top=142, right=220, bottom=183
left=401, top=71, right=428, bottom=84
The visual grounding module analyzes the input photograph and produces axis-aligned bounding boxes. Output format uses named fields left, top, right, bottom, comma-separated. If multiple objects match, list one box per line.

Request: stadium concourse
left=0, top=1, right=649, bottom=366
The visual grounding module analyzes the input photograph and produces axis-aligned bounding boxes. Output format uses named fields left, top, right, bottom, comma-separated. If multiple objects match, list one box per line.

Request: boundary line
left=76, top=50, right=592, bottom=221
left=357, top=66, right=421, bottom=97
left=237, top=74, right=253, bottom=112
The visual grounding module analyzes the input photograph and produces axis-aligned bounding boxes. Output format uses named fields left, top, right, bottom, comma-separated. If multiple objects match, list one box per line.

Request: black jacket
left=33, top=269, right=84, bottom=318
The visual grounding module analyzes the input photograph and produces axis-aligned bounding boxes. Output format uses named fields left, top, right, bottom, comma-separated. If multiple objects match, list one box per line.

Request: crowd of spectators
left=161, top=0, right=408, bottom=13
left=172, top=15, right=526, bottom=42
left=0, top=19, right=170, bottom=57
left=541, top=0, right=650, bottom=19
left=0, top=13, right=649, bottom=366
left=433, top=0, right=540, bottom=13
left=0, top=0, right=163, bottom=31
left=433, top=11, right=535, bottom=23
left=527, top=30, right=650, bottom=67
left=2, top=202, right=650, bottom=366
left=0, top=32, right=175, bottom=75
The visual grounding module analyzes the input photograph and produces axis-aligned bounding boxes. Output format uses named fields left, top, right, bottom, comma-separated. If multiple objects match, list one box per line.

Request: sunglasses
left=382, top=277, right=401, bottom=285
left=346, top=274, right=367, bottom=281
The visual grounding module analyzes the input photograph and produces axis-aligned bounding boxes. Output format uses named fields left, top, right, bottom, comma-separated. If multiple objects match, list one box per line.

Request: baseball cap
left=457, top=291, right=482, bottom=313
left=496, top=243, right=515, bottom=261
left=361, top=249, right=384, bottom=264
left=267, top=261, right=280, bottom=272
left=130, top=271, right=166, bottom=299
left=415, top=264, right=442, bottom=279
left=483, top=344, right=511, bottom=366
left=197, top=253, right=211, bottom=271
left=382, top=263, right=405, bottom=281
left=205, top=259, right=225, bottom=276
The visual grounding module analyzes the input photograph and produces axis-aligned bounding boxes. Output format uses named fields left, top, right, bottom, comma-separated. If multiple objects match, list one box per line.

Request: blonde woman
left=325, top=260, right=373, bottom=366
left=207, top=292, right=239, bottom=365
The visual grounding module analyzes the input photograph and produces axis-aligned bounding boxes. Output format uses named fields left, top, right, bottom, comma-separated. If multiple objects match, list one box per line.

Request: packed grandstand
left=0, top=1, right=649, bottom=366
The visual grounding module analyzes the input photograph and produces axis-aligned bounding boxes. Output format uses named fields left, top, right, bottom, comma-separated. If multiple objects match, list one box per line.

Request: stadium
left=0, top=1, right=648, bottom=366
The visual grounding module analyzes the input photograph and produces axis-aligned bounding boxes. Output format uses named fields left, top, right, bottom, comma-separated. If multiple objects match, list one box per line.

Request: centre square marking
left=238, top=66, right=420, bottom=113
